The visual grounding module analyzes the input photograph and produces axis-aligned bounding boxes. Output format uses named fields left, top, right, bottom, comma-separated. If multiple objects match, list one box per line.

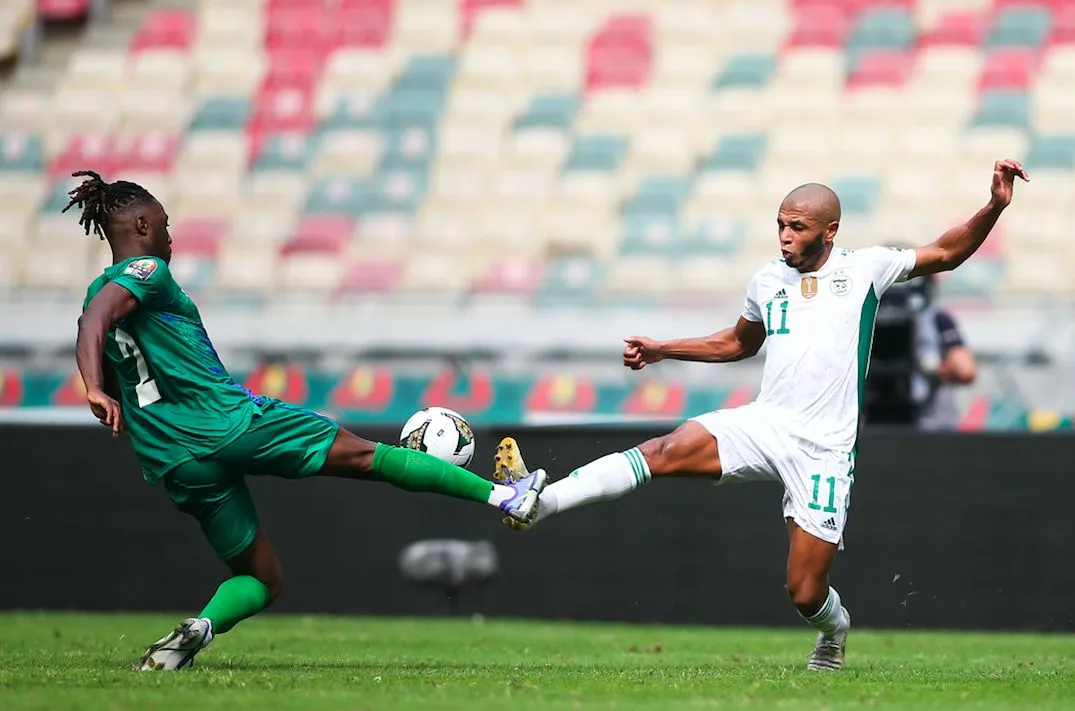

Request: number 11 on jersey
left=765, top=300, right=791, bottom=336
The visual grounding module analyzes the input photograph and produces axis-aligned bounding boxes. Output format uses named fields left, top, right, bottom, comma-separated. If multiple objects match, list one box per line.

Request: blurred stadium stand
left=1, top=0, right=1073, bottom=427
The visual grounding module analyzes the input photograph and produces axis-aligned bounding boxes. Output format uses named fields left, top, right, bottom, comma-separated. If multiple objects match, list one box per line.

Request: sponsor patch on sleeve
left=123, top=258, right=158, bottom=280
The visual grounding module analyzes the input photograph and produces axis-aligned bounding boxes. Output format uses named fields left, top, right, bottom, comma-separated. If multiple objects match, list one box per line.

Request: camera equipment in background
left=864, top=273, right=934, bottom=425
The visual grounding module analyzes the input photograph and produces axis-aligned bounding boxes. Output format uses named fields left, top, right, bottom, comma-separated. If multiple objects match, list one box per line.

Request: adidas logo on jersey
left=774, top=288, right=787, bottom=300
left=820, top=517, right=838, bottom=531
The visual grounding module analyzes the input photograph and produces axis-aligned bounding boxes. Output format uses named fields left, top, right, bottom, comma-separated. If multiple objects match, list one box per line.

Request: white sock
left=535, top=448, right=651, bottom=522
left=487, top=483, right=516, bottom=507
left=802, top=587, right=849, bottom=635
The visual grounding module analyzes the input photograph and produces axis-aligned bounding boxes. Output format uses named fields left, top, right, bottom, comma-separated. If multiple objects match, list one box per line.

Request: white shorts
left=690, top=403, right=854, bottom=547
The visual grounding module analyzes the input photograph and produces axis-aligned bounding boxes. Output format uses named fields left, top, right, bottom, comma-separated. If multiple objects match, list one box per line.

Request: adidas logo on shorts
left=820, top=517, right=838, bottom=531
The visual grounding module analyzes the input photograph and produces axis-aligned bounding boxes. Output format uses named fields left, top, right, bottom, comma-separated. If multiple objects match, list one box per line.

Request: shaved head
left=781, top=183, right=842, bottom=224
left=776, top=183, right=842, bottom=273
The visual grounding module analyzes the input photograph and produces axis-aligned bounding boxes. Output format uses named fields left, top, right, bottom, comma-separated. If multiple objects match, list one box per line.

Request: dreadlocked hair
left=61, top=170, right=155, bottom=240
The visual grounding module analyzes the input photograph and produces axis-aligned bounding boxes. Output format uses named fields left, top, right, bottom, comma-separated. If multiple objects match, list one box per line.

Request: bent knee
left=637, top=425, right=719, bottom=477
left=264, top=574, right=284, bottom=604
left=786, top=575, right=828, bottom=612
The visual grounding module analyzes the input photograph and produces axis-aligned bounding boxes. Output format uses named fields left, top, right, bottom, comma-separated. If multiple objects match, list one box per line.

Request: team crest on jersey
left=830, top=272, right=852, bottom=297
left=801, top=276, right=818, bottom=299
left=123, top=258, right=158, bottom=280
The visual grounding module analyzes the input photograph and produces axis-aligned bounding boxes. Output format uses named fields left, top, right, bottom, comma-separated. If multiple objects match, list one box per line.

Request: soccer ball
left=399, top=406, right=476, bottom=468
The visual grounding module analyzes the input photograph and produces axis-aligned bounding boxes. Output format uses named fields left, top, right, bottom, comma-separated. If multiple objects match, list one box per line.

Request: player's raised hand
left=990, top=159, right=1029, bottom=209
left=86, top=387, right=123, bottom=438
left=623, top=336, right=664, bottom=370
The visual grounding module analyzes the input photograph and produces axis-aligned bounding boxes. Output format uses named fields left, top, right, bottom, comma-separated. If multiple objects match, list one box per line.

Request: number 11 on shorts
left=808, top=474, right=839, bottom=513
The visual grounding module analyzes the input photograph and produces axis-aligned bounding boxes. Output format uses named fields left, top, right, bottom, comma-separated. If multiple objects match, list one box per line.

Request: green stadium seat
left=563, top=134, right=628, bottom=172
left=848, top=8, right=916, bottom=51
left=713, top=53, right=776, bottom=89
left=514, top=93, right=579, bottom=131
left=700, top=134, right=767, bottom=172
left=393, top=55, right=457, bottom=93
left=622, top=176, right=693, bottom=217
left=831, top=176, right=880, bottom=215
left=379, top=126, right=437, bottom=170
left=971, top=90, right=1030, bottom=128
left=252, top=133, right=318, bottom=172
left=987, top=7, right=1052, bottom=50
left=684, top=218, right=744, bottom=256
left=320, top=96, right=386, bottom=132
left=1024, top=134, right=1075, bottom=171
left=382, top=90, right=446, bottom=129
left=189, top=96, right=250, bottom=132
left=41, top=178, right=77, bottom=214
left=0, top=134, right=43, bottom=171
left=619, top=213, right=679, bottom=256
left=535, top=257, right=601, bottom=307
left=302, top=176, right=371, bottom=216
left=370, top=168, right=428, bottom=214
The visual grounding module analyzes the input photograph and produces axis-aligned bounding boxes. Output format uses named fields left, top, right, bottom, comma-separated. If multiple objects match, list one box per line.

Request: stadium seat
left=514, top=93, right=579, bottom=131
left=978, top=50, right=1038, bottom=90
left=972, top=90, right=1031, bottom=127
left=786, top=6, right=851, bottom=48
left=713, top=53, right=776, bottom=89
left=190, top=97, right=252, bottom=132
left=921, top=12, right=989, bottom=47
left=585, top=14, right=654, bottom=92
left=470, top=256, right=545, bottom=296
left=379, top=126, right=437, bottom=170
left=171, top=219, right=227, bottom=257
left=303, top=176, right=371, bottom=216
left=987, top=6, right=1053, bottom=50
left=37, top=0, right=91, bottom=22
left=535, top=256, right=602, bottom=307
left=562, top=134, right=627, bottom=173
left=848, top=7, right=916, bottom=57
left=130, top=10, right=196, bottom=53
left=831, top=175, right=880, bottom=215
left=251, top=132, right=318, bottom=172
left=1024, top=133, right=1075, bottom=170
left=338, top=257, right=405, bottom=295
left=0, top=134, right=43, bottom=172
left=700, top=134, right=767, bottom=172
left=622, top=176, right=693, bottom=218
left=371, top=168, right=428, bottom=213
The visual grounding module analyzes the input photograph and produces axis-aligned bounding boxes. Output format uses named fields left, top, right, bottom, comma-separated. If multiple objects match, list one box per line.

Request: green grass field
left=1, top=614, right=1073, bottom=711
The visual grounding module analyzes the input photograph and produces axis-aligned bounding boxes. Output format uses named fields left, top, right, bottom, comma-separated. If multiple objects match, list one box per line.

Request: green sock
left=371, top=443, right=495, bottom=504
left=198, top=576, right=272, bottom=635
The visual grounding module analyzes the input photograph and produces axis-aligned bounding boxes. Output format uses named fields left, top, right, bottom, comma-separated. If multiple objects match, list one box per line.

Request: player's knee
left=637, top=435, right=676, bottom=476
left=786, top=573, right=827, bottom=613
left=325, top=430, right=377, bottom=474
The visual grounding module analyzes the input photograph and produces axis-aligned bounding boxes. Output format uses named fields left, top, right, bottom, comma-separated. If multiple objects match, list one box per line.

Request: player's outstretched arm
left=623, top=317, right=766, bottom=369
left=77, top=282, right=140, bottom=435
left=909, top=159, right=1029, bottom=279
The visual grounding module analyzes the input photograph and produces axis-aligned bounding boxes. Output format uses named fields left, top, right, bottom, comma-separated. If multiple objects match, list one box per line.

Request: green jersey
left=83, top=256, right=261, bottom=484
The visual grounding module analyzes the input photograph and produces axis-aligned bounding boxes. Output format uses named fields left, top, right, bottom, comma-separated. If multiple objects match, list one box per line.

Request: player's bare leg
left=786, top=520, right=849, bottom=671
left=320, top=427, right=545, bottom=521
left=497, top=421, right=721, bottom=529
left=139, top=528, right=282, bottom=670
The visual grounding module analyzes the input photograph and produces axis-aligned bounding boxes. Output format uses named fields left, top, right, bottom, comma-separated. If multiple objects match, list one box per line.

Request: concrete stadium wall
left=2, top=424, right=1073, bottom=631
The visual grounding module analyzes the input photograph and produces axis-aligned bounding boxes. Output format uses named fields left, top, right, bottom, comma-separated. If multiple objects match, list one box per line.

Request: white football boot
left=806, top=607, right=850, bottom=671
left=138, top=617, right=213, bottom=671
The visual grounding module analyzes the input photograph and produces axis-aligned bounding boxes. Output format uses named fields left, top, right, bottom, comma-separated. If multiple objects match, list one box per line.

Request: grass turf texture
left=1, top=614, right=1073, bottom=710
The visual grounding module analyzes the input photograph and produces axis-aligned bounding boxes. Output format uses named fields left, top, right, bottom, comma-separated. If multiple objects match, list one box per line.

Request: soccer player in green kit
left=69, top=171, right=547, bottom=670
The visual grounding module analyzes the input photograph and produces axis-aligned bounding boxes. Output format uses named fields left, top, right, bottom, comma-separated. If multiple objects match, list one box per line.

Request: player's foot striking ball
left=65, top=170, right=545, bottom=670
left=497, top=161, right=1028, bottom=670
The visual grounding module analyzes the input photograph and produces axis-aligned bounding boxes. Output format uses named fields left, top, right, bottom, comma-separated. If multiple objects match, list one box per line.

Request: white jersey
left=742, top=246, right=918, bottom=453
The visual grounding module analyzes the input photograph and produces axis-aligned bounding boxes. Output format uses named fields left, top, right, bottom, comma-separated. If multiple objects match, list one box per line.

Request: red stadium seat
left=1050, top=6, right=1075, bottom=44
left=129, top=10, right=196, bottom=53
left=847, top=50, right=915, bottom=88
left=339, top=257, right=405, bottom=293
left=170, top=219, right=227, bottom=257
left=471, top=257, right=545, bottom=294
left=265, top=7, right=328, bottom=50
left=920, top=11, right=989, bottom=47
left=585, top=14, right=654, bottom=92
left=978, top=49, right=1039, bottom=90
left=281, top=216, right=352, bottom=256
left=264, top=48, right=326, bottom=90
left=248, top=85, right=316, bottom=135
left=335, top=0, right=395, bottom=48
left=48, top=135, right=118, bottom=179
left=786, top=6, right=852, bottom=48
left=36, top=0, right=91, bottom=22
left=113, top=134, right=181, bottom=174
left=461, top=0, right=523, bottom=38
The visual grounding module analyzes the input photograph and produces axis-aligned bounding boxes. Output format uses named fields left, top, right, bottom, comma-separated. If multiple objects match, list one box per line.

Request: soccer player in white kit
left=494, top=160, right=1028, bottom=670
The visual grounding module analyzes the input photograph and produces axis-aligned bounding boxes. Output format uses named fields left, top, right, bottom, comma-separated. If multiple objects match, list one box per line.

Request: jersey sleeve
left=110, top=258, right=177, bottom=310
left=934, top=310, right=965, bottom=353
left=862, top=246, right=917, bottom=295
left=742, top=273, right=764, bottom=323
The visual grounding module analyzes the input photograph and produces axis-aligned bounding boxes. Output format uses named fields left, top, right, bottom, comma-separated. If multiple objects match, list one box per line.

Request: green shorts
left=163, top=399, right=339, bottom=561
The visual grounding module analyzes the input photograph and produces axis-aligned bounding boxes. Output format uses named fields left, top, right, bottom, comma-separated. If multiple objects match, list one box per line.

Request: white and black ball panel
left=399, top=406, right=476, bottom=468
